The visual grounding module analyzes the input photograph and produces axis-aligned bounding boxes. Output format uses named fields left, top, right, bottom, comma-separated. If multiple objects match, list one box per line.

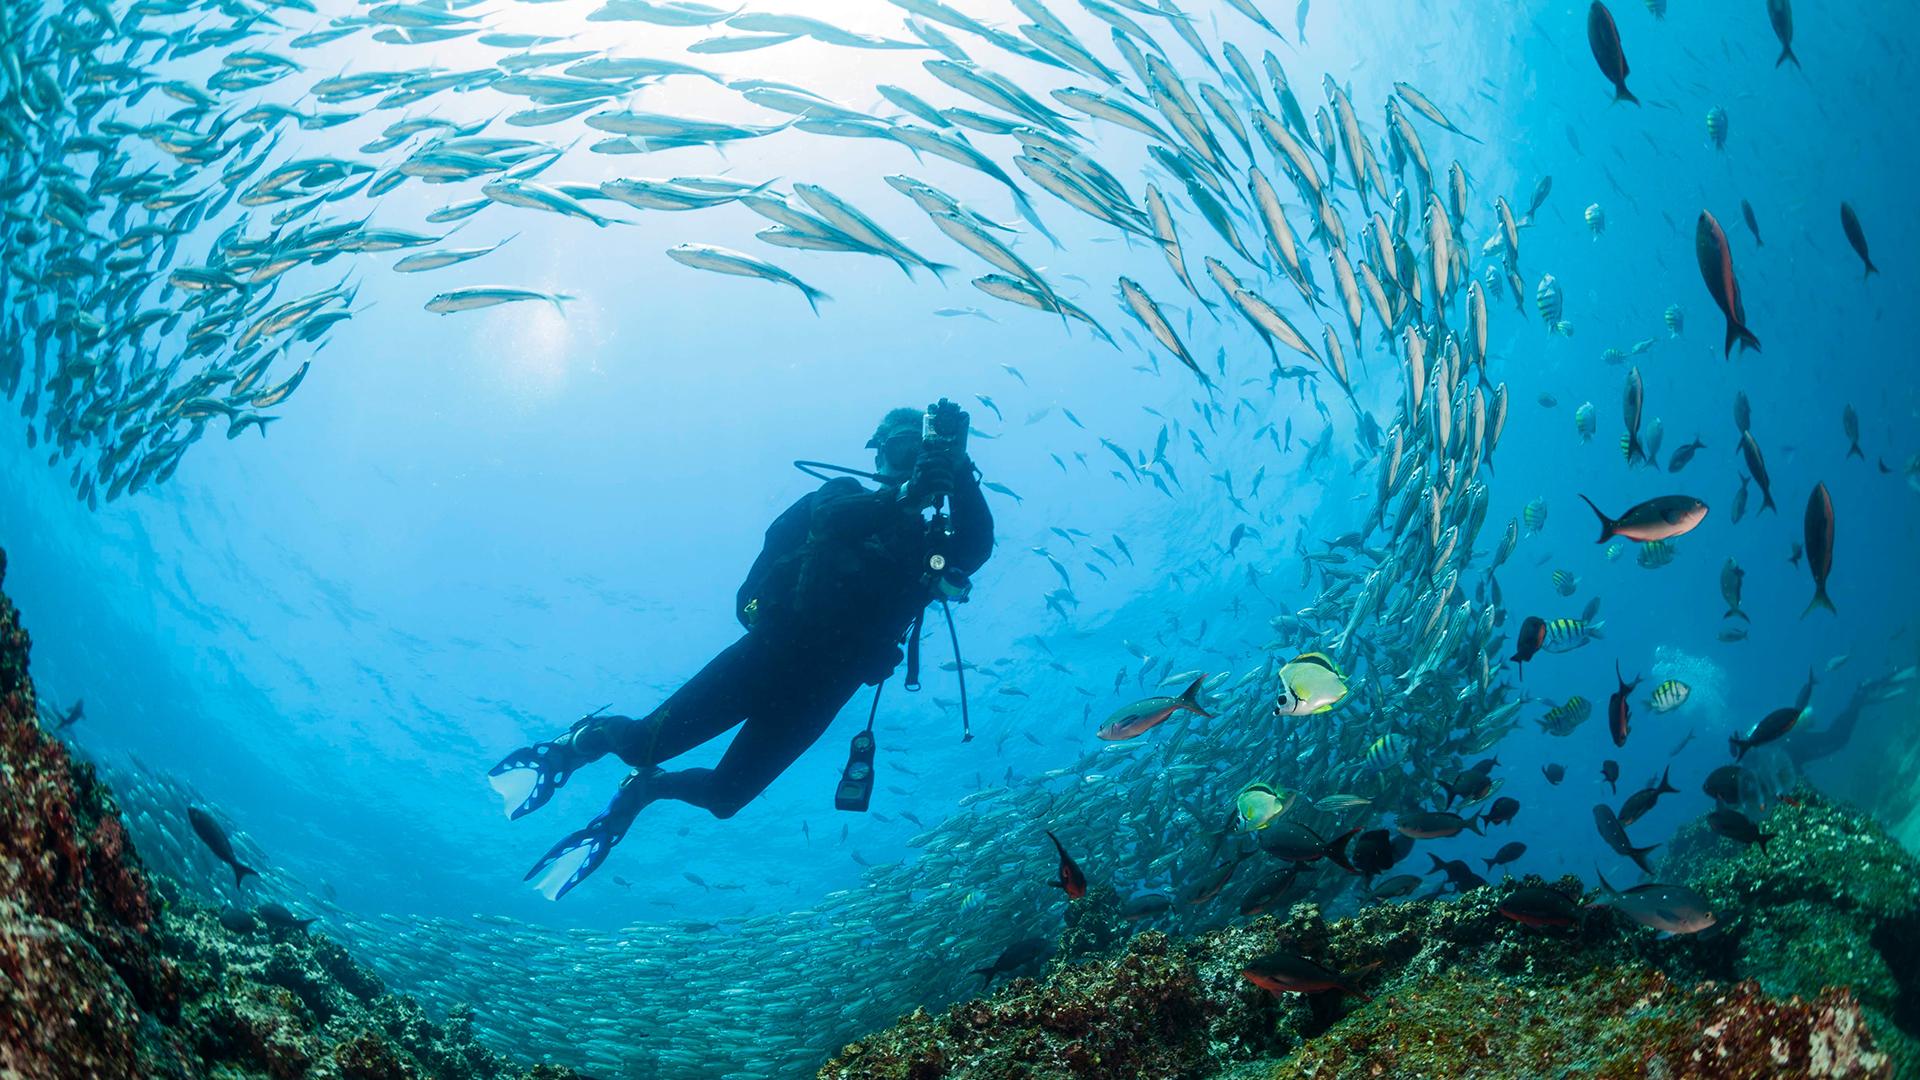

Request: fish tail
left=548, top=293, right=574, bottom=314
left=1324, top=827, right=1362, bottom=874
left=1777, top=46, right=1799, bottom=69
left=1577, top=494, right=1615, bottom=542
left=1725, top=608, right=1749, bottom=622
left=1729, top=735, right=1748, bottom=760
left=799, top=282, right=830, bottom=316
left=1630, top=844, right=1658, bottom=874
left=1724, top=320, right=1762, bottom=357
left=233, top=861, right=258, bottom=887
left=1760, top=490, right=1777, bottom=514
left=1801, top=587, right=1836, bottom=618
left=1847, top=441, right=1864, bottom=460
left=1614, top=86, right=1640, bottom=106
left=1178, top=676, right=1216, bottom=719
left=1758, top=832, right=1774, bottom=854
left=1864, top=258, right=1879, bottom=278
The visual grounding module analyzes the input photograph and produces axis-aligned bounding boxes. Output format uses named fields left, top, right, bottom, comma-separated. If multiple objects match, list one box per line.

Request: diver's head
left=867, top=407, right=922, bottom=484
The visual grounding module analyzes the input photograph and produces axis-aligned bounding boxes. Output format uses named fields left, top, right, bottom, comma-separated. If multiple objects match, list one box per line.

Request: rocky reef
left=0, top=547, right=578, bottom=1080
left=822, top=792, right=1917, bottom=1079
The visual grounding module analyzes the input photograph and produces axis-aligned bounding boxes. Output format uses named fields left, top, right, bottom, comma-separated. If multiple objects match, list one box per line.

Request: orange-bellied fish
left=1044, top=829, right=1087, bottom=898
left=1695, top=211, right=1761, bottom=357
left=1608, top=661, right=1642, bottom=747
left=1577, top=494, right=1708, bottom=543
left=1096, top=676, right=1212, bottom=740
left=1586, top=2, right=1639, bottom=104
left=1242, top=950, right=1379, bottom=1000
left=1802, top=481, right=1835, bottom=615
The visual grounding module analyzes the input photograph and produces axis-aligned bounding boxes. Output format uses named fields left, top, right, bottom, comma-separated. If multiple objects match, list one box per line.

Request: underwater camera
left=834, top=729, right=876, bottom=812
left=921, top=397, right=970, bottom=463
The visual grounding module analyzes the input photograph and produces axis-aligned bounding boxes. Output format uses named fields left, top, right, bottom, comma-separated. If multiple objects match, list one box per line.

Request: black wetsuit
left=589, top=472, right=992, bottom=817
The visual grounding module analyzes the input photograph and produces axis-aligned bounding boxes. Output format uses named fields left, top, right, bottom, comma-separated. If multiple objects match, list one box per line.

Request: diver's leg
left=488, top=636, right=761, bottom=819
left=651, top=662, right=865, bottom=819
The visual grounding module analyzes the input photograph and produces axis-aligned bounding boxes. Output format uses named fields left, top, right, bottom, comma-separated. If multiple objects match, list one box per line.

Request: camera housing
left=922, top=397, right=970, bottom=460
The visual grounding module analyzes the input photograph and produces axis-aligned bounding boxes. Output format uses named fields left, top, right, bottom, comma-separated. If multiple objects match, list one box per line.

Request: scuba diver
left=490, top=401, right=993, bottom=899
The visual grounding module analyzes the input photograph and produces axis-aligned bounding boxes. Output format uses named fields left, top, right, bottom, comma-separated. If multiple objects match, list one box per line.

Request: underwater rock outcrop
left=822, top=796, right=1915, bottom=1079
left=0, top=547, right=578, bottom=1080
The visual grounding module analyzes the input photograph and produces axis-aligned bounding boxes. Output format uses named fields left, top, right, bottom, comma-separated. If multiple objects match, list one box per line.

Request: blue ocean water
left=4, top=0, right=1917, bottom=1075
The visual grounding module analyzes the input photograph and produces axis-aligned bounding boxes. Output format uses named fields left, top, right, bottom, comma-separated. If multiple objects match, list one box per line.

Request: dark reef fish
left=1839, top=203, right=1877, bottom=278
left=1394, top=811, right=1482, bottom=840
left=1498, top=885, right=1579, bottom=927
left=1802, top=481, right=1835, bottom=615
left=1585, top=2, right=1639, bottom=104
left=1258, top=820, right=1362, bottom=872
left=1707, top=808, right=1773, bottom=852
left=1241, top=949, right=1379, bottom=1000
left=1593, top=803, right=1658, bottom=874
left=1767, top=0, right=1799, bottom=68
left=189, top=805, right=258, bottom=887
left=1617, top=766, right=1678, bottom=827
left=257, top=902, right=317, bottom=932
left=972, top=937, right=1053, bottom=986
left=1593, top=872, right=1717, bottom=934
left=1695, top=211, right=1761, bottom=357
left=1601, top=759, right=1620, bottom=794
left=1608, top=662, right=1642, bottom=748
left=1738, top=432, right=1777, bottom=514
left=1740, top=199, right=1764, bottom=247
left=1511, top=615, right=1547, bottom=674
left=1044, top=829, right=1088, bottom=898
left=1483, top=841, right=1527, bottom=871
left=1732, top=706, right=1804, bottom=759
left=1428, top=854, right=1488, bottom=892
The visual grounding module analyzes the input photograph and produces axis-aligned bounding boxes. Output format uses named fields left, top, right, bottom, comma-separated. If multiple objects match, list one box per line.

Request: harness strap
left=941, top=598, right=971, bottom=743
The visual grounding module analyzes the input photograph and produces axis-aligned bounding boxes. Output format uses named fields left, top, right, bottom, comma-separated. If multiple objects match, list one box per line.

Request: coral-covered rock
left=823, top=850, right=1911, bottom=1080
left=0, top=546, right=579, bottom=1080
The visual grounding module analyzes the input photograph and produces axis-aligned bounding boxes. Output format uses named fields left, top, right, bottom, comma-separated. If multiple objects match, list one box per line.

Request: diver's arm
left=736, top=487, right=827, bottom=626
left=945, top=462, right=994, bottom=577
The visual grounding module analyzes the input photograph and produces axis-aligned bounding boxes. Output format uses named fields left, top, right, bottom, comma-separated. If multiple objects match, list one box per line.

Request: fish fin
left=1630, top=844, right=1658, bottom=874
left=1613, top=86, right=1639, bottom=106
left=799, top=283, right=831, bottom=315
left=1587, top=620, right=1605, bottom=640
left=1801, top=588, right=1836, bottom=618
left=1577, top=494, right=1615, bottom=542
left=1847, top=443, right=1864, bottom=460
left=233, top=862, right=258, bottom=887
left=1864, top=259, right=1879, bottom=278
left=1324, top=827, right=1361, bottom=874
left=1725, top=608, right=1750, bottom=621
left=1177, top=676, right=1214, bottom=718
left=1724, top=320, right=1762, bottom=357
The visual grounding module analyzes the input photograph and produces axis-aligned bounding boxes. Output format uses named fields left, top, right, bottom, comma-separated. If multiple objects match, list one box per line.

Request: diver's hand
left=523, top=769, right=655, bottom=900
left=907, top=447, right=957, bottom=505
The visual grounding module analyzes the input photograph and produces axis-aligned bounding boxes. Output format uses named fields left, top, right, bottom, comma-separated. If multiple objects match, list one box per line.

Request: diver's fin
left=523, top=769, right=656, bottom=900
